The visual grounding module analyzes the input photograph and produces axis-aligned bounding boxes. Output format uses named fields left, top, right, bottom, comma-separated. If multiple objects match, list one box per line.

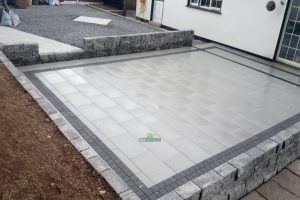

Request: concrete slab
left=241, top=191, right=266, bottom=200
left=74, top=16, right=111, bottom=25
left=272, top=169, right=300, bottom=198
left=287, top=159, right=300, bottom=177
left=0, top=26, right=82, bottom=54
left=257, top=181, right=299, bottom=200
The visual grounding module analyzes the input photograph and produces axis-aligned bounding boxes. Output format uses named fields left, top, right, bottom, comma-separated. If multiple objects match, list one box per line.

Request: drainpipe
left=123, top=0, right=127, bottom=16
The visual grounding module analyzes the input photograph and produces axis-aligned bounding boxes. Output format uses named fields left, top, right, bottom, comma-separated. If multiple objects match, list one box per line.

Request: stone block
left=257, top=139, right=279, bottom=181
left=27, top=88, right=43, bottom=100
left=70, top=137, right=90, bottom=152
left=175, top=181, right=201, bottom=199
left=88, top=155, right=110, bottom=173
left=4, top=51, right=15, bottom=59
left=231, top=180, right=247, bottom=200
left=193, top=170, right=223, bottom=200
left=244, top=147, right=265, bottom=192
left=100, top=169, right=130, bottom=195
left=81, top=148, right=98, bottom=159
left=55, top=52, right=70, bottom=62
left=229, top=153, right=254, bottom=180
left=32, top=49, right=39, bottom=56
left=4, top=44, right=23, bottom=52
left=0, top=44, right=4, bottom=51
left=94, top=42, right=105, bottom=50
left=9, top=57, right=22, bottom=66
left=26, top=55, right=41, bottom=65
left=158, top=191, right=184, bottom=200
left=58, top=124, right=80, bottom=140
left=38, top=101, right=57, bottom=115
left=40, top=53, right=56, bottom=63
left=120, top=190, right=141, bottom=200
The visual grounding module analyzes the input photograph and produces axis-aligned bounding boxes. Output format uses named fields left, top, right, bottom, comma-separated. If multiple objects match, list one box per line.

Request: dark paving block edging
left=0, top=30, right=194, bottom=67
left=1, top=47, right=299, bottom=200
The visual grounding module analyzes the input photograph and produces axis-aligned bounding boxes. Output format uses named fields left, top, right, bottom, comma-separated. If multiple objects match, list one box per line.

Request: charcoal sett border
left=1, top=46, right=300, bottom=200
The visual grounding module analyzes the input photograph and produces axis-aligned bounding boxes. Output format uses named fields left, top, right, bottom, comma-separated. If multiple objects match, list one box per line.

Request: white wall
left=161, top=0, right=288, bottom=59
left=136, top=0, right=152, bottom=20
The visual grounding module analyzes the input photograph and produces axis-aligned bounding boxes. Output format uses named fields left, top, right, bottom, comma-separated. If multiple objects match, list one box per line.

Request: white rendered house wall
left=161, top=0, right=287, bottom=59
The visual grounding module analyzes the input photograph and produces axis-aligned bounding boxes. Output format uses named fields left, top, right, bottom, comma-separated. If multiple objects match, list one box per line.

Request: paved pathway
left=0, top=26, right=83, bottom=54
left=242, top=159, right=300, bottom=200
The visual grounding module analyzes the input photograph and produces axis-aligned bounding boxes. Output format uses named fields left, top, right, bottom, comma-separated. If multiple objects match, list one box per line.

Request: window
left=189, top=0, right=223, bottom=11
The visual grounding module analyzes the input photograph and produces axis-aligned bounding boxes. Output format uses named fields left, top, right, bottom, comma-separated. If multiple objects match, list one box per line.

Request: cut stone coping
left=0, top=44, right=299, bottom=200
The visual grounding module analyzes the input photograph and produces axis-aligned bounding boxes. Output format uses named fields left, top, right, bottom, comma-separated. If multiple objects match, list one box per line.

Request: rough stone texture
left=1, top=43, right=41, bottom=66
left=257, top=139, right=280, bottom=181
left=175, top=181, right=201, bottom=200
left=244, top=147, right=265, bottom=193
left=83, top=30, right=194, bottom=58
left=190, top=125, right=300, bottom=200
left=193, top=170, right=223, bottom=200
left=213, top=162, right=237, bottom=199
left=1, top=30, right=193, bottom=65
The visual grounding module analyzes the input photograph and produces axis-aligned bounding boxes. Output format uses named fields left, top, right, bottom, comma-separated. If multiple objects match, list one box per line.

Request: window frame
left=187, top=0, right=223, bottom=14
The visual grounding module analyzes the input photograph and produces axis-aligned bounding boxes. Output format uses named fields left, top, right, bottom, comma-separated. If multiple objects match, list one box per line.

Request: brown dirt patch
left=0, top=63, right=119, bottom=200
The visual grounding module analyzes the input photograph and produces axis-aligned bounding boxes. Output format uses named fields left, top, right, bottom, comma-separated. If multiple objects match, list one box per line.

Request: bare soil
left=0, top=63, right=119, bottom=200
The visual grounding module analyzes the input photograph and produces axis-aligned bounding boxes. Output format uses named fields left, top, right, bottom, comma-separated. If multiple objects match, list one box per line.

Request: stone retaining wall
left=83, top=30, right=194, bottom=57
left=158, top=124, right=300, bottom=200
left=0, top=30, right=194, bottom=66
left=0, top=43, right=40, bottom=66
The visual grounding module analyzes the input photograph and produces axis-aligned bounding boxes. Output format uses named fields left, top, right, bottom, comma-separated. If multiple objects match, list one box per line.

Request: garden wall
left=82, top=30, right=194, bottom=57
left=0, top=30, right=194, bottom=66
left=0, top=43, right=40, bottom=66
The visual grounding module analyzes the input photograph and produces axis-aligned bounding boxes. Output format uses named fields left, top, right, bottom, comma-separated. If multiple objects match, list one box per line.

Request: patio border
left=1, top=45, right=299, bottom=200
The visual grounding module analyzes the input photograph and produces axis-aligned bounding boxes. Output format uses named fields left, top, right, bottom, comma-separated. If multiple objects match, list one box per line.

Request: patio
left=18, top=43, right=300, bottom=199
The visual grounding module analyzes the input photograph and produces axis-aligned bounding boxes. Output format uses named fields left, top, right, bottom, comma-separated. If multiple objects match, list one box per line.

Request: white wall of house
left=138, top=0, right=288, bottom=59
left=162, top=0, right=288, bottom=59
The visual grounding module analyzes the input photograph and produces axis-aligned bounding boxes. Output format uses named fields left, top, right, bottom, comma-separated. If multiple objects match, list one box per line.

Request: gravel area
left=14, top=5, right=162, bottom=48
